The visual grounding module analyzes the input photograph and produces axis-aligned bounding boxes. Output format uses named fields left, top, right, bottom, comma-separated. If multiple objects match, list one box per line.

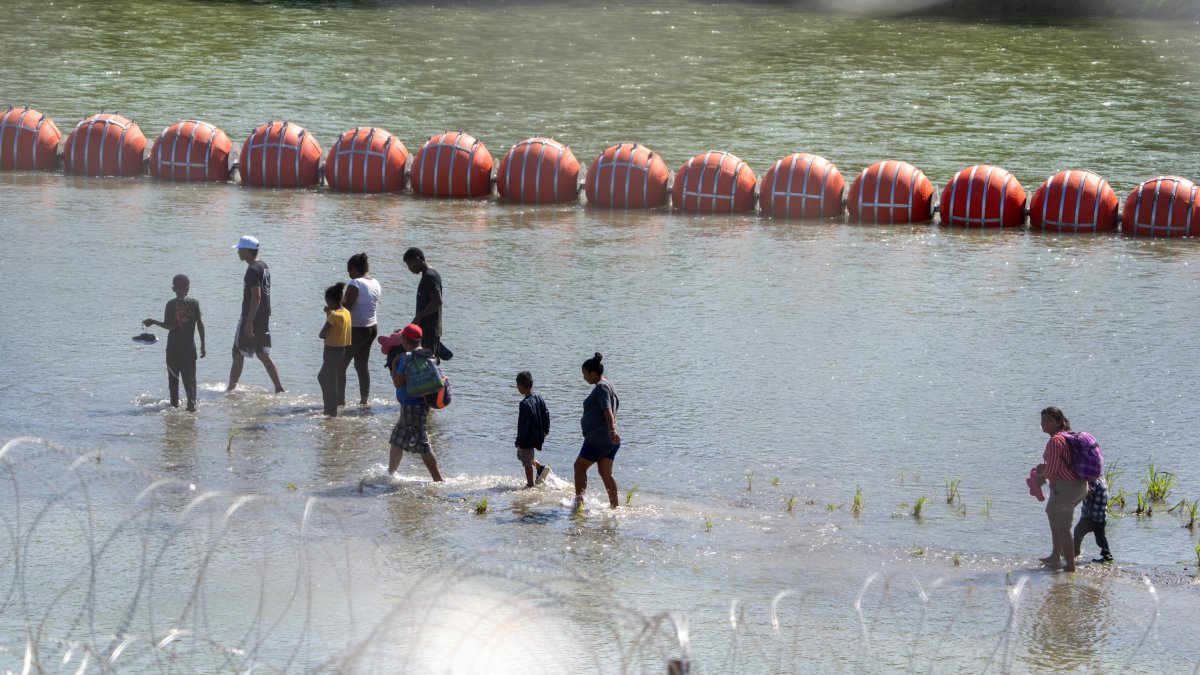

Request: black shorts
left=579, top=440, right=620, bottom=463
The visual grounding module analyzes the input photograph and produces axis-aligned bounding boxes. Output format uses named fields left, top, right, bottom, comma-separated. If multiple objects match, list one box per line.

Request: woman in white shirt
left=339, top=252, right=382, bottom=405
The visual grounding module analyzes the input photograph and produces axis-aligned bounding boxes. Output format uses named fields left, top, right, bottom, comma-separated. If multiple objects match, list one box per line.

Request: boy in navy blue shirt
left=515, top=370, right=551, bottom=487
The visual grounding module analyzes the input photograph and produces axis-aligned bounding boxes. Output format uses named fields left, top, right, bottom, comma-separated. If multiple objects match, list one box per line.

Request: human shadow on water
left=1022, top=580, right=1106, bottom=671
left=158, top=408, right=199, bottom=474
left=506, top=500, right=556, bottom=525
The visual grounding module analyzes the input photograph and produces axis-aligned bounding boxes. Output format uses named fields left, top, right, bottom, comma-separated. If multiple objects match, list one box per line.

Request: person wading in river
left=1034, top=406, right=1087, bottom=572
left=227, top=235, right=284, bottom=393
left=339, top=252, right=381, bottom=405
left=574, top=352, right=621, bottom=509
left=403, top=247, right=447, bottom=358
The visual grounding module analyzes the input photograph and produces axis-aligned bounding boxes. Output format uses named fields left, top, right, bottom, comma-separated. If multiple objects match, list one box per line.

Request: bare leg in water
left=227, top=347, right=284, bottom=393
left=389, top=444, right=443, bottom=482
left=573, top=456, right=619, bottom=508
left=1040, top=527, right=1077, bottom=571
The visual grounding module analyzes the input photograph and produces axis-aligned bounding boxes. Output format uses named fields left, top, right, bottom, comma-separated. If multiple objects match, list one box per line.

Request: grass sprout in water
left=1105, top=460, right=1124, bottom=488
left=1105, top=461, right=1127, bottom=513
left=945, top=477, right=961, bottom=505
left=1142, top=459, right=1175, bottom=502
left=474, top=497, right=489, bottom=515
left=1110, top=487, right=1128, bottom=514
left=1168, top=499, right=1198, bottom=530
left=625, top=485, right=639, bottom=506
left=785, top=495, right=798, bottom=513
left=1135, top=492, right=1153, bottom=517
left=913, top=496, right=927, bottom=519
left=852, top=487, right=864, bottom=515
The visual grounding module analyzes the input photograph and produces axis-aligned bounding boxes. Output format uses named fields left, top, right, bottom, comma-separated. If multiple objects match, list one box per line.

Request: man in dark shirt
left=227, top=235, right=284, bottom=393
left=403, top=247, right=445, bottom=354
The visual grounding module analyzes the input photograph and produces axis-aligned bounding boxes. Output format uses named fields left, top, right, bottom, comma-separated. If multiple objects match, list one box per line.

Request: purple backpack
left=1064, top=431, right=1104, bottom=481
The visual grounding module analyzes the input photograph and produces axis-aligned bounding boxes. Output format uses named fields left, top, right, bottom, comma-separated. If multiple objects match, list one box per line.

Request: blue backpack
left=400, top=350, right=451, bottom=408
left=1064, top=431, right=1103, bottom=481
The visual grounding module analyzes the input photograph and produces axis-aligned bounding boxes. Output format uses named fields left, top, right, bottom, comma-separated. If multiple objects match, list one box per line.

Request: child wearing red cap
left=380, top=324, right=444, bottom=481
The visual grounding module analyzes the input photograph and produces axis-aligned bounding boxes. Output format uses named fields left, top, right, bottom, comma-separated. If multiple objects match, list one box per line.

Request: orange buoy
left=1121, top=176, right=1200, bottom=238
left=671, top=151, right=756, bottom=214
left=325, top=127, right=408, bottom=193
left=939, top=165, right=1026, bottom=228
left=760, top=153, right=845, bottom=219
left=848, top=160, right=933, bottom=223
left=62, top=113, right=145, bottom=177
left=1029, top=170, right=1119, bottom=232
left=410, top=131, right=493, bottom=198
left=149, top=120, right=231, bottom=182
left=497, top=138, right=580, bottom=204
left=0, top=106, right=61, bottom=171
left=584, top=143, right=670, bottom=209
left=238, top=121, right=323, bottom=188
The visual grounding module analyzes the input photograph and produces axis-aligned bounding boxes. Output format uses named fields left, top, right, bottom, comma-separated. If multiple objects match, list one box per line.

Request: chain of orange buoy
left=2, top=106, right=1197, bottom=237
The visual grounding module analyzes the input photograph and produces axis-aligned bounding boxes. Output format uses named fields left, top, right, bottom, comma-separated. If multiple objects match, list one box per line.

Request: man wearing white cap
left=227, top=235, right=284, bottom=393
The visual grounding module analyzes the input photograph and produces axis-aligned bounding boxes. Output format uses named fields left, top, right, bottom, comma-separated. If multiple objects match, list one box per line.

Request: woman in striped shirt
left=1035, top=406, right=1089, bottom=572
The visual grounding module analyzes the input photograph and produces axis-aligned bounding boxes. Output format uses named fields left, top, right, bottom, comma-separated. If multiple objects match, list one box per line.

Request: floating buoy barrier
left=325, top=127, right=408, bottom=193
left=848, top=160, right=934, bottom=224
left=1029, top=169, right=1119, bottom=232
left=672, top=151, right=757, bottom=215
left=63, top=113, right=145, bottom=177
left=496, top=137, right=580, bottom=204
left=759, top=153, right=845, bottom=219
left=238, top=121, right=323, bottom=188
left=149, top=120, right=231, bottom=182
left=410, top=131, right=493, bottom=198
left=0, top=106, right=61, bottom=171
left=13, top=104, right=1200, bottom=237
left=1121, top=176, right=1199, bottom=238
left=585, top=142, right=670, bottom=209
left=939, top=165, right=1026, bottom=228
